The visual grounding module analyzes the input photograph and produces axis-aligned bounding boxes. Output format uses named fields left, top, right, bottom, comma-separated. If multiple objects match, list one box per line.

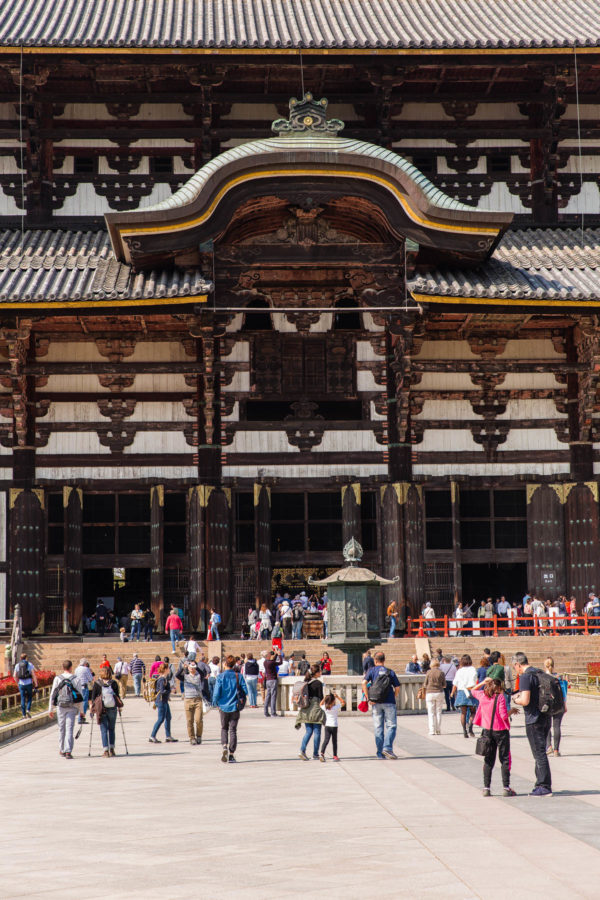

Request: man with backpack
left=48, top=660, right=83, bottom=758
left=296, top=652, right=310, bottom=677
left=512, top=651, right=563, bottom=796
left=291, top=602, right=304, bottom=640
left=209, top=608, right=221, bottom=641
left=13, top=652, right=38, bottom=719
left=362, top=651, right=401, bottom=760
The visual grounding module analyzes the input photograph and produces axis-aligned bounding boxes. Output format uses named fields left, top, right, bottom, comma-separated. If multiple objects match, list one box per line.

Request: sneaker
left=376, top=752, right=385, bottom=759
left=503, top=787, right=517, bottom=797
left=221, top=747, right=229, bottom=763
left=298, top=751, right=309, bottom=761
left=148, top=737, right=161, bottom=743
left=553, top=750, right=561, bottom=757
left=103, top=750, right=110, bottom=758
left=333, top=756, right=340, bottom=762
left=382, top=750, right=398, bottom=760
left=165, top=737, right=178, bottom=743
left=59, top=751, right=65, bottom=757
left=482, top=788, right=491, bottom=797
left=319, top=753, right=326, bottom=763
left=190, top=739, right=196, bottom=745
left=196, top=737, right=202, bottom=745
left=546, top=746, right=553, bottom=755
left=109, top=748, right=116, bottom=757
left=312, top=755, right=319, bottom=761
left=228, top=755, right=236, bottom=763
left=64, top=752, right=73, bottom=759
left=26, top=712, right=31, bottom=719
left=529, top=786, right=553, bottom=797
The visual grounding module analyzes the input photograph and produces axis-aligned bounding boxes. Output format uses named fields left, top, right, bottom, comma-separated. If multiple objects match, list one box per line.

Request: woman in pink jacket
left=471, top=677, right=520, bottom=797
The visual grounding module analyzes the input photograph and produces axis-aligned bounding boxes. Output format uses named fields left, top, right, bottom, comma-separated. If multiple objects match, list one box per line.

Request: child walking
left=319, top=692, right=345, bottom=762
left=471, top=677, right=519, bottom=797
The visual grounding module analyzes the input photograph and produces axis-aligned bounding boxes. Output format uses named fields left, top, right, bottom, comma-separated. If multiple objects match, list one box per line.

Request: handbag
left=417, top=685, right=426, bottom=701
left=475, top=693, right=499, bottom=757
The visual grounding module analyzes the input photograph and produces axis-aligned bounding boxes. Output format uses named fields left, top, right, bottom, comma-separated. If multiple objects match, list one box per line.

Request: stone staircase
left=20, top=634, right=600, bottom=677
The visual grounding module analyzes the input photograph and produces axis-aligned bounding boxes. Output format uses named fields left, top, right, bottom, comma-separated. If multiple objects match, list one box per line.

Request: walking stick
left=118, top=708, right=129, bottom=755
left=88, top=714, right=94, bottom=756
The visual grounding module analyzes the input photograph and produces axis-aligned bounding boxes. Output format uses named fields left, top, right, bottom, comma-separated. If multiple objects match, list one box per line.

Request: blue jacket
left=213, top=669, right=247, bottom=713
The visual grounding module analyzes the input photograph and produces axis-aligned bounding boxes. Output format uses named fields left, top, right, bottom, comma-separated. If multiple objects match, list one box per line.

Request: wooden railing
left=408, top=614, right=596, bottom=638
left=277, top=674, right=426, bottom=716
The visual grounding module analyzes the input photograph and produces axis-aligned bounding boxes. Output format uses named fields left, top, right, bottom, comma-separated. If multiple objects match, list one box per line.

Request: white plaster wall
left=497, top=399, right=567, bottom=420
left=418, top=429, right=480, bottom=452
left=319, top=431, right=381, bottom=452
left=221, top=342, right=249, bottom=362
left=44, top=342, right=105, bottom=362
left=414, top=463, right=570, bottom=477
left=221, top=103, right=279, bottom=121
left=357, top=341, right=381, bottom=361
left=357, top=371, right=381, bottom=392
left=44, top=433, right=109, bottom=454
left=0, top=187, right=24, bottom=216
left=501, top=428, right=566, bottom=451
left=223, top=464, right=388, bottom=478
left=415, top=341, right=477, bottom=360
left=128, top=401, right=187, bottom=422
left=226, top=431, right=295, bottom=453
left=44, top=401, right=103, bottom=423
left=37, top=466, right=197, bottom=481
left=222, top=400, right=239, bottom=421
left=59, top=183, right=109, bottom=216
left=498, top=339, right=564, bottom=359
left=222, top=372, right=250, bottom=392
left=370, top=401, right=386, bottom=421
left=123, top=374, right=191, bottom=392
left=129, top=342, right=189, bottom=362
left=417, top=373, right=476, bottom=390
left=361, top=313, right=385, bottom=333
left=477, top=182, right=527, bottom=214
left=124, top=432, right=190, bottom=454
left=414, top=400, right=473, bottom=420
left=38, top=375, right=110, bottom=392
left=562, top=182, right=600, bottom=215
left=499, top=373, right=562, bottom=389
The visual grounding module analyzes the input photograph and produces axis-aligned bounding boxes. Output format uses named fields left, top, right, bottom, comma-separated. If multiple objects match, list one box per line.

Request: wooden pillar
left=150, top=486, right=164, bottom=623
left=9, top=488, right=45, bottom=632
left=196, top=323, right=222, bottom=483
left=386, top=320, right=417, bottom=482
left=205, top=488, right=232, bottom=630
left=187, top=485, right=206, bottom=632
left=64, top=487, right=83, bottom=629
left=380, top=483, right=406, bottom=627
left=404, top=483, right=424, bottom=617
left=526, top=484, right=566, bottom=598
left=450, top=482, right=462, bottom=603
left=564, top=482, right=599, bottom=599
left=342, top=483, right=361, bottom=546
left=254, top=483, right=271, bottom=606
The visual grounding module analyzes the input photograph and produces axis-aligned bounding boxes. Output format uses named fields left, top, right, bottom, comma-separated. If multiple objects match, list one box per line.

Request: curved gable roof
left=106, top=96, right=512, bottom=269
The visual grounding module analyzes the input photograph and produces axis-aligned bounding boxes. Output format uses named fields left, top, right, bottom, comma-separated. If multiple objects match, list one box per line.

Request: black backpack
left=18, top=660, right=30, bottom=680
left=245, top=660, right=259, bottom=676
left=368, top=668, right=392, bottom=703
left=534, top=669, right=565, bottom=716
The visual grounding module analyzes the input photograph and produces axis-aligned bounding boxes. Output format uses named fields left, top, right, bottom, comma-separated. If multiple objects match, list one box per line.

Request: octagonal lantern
left=309, top=537, right=398, bottom=674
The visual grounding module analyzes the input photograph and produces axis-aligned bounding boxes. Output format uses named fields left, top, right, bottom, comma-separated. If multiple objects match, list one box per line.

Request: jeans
left=483, top=729, right=511, bottom=788
left=151, top=701, right=172, bottom=739
left=246, top=676, right=258, bottom=706
left=169, top=629, right=181, bottom=651
left=444, top=682, right=454, bottom=711
left=208, top=676, right=216, bottom=701
left=372, top=702, right=397, bottom=755
left=390, top=616, right=397, bottom=638
left=321, top=725, right=338, bottom=756
left=100, top=707, right=118, bottom=749
left=547, top=712, right=564, bottom=752
left=81, top=683, right=90, bottom=716
left=144, top=624, right=153, bottom=641
left=56, top=706, right=77, bottom=753
left=133, top=672, right=143, bottom=696
left=526, top=716, right=552, bottom=790
left=220, top=710, right=239, bottom=753
left=211, top=625, right=220, bottom=641
left=292, top=621, right=302, bottom=640
left=130, top=620, right=141, bottom=641
left=425, top=692, right=444, bottom=734
left=301, top=723, right=322, bottom=757
left=264, top=679, right=277, bottom=716
left=19, top=683, right=33, bottom=716
left=184, top=697, right=203, bottom=740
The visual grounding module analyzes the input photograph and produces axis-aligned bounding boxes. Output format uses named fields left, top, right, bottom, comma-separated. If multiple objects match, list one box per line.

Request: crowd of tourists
left=35, top=631, right=568, bottom=798
left=242, top=590, right=329, bottom=641
left=417, top=591, right=600, bottom=636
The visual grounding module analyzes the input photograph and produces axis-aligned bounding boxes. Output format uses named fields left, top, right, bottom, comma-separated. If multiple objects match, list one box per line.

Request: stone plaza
left=3, top=693, right=600, bottom=899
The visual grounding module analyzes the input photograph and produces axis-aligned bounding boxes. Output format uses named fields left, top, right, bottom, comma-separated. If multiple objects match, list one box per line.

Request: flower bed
left=0, top=669, right=56, bottom=696
left=587, top=662, right=600, bottom=677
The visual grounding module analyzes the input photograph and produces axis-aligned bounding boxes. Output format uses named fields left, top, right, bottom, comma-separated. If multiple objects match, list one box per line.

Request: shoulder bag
left=475, top=693, right=499, bottom=757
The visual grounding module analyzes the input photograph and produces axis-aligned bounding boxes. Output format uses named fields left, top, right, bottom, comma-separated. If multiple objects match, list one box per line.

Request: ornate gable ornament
left=271, top=94, right=344, bottom=136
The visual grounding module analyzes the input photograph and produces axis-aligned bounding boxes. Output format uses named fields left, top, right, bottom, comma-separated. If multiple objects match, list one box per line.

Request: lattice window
left=424, top=562, right=455, bottom=616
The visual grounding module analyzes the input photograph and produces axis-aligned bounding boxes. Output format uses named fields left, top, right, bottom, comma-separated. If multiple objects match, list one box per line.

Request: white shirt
left=452, top=666, right=477, bottom=694
left=186, top=640, right=200, bottom=654
left=258, top=658, right=266, bottom=675
left=114, top=661, right=130, bottom=677
left=130, top=608, right=143, bottom=621
left=278, top=660, right=290, bottom=675
left=48, top=672, right=82, bottom=713
left=423, top=607, right=435, bottom=620
left=324, top=701, right=341, bottom=727
left=208, top=662, right=220, bottom=678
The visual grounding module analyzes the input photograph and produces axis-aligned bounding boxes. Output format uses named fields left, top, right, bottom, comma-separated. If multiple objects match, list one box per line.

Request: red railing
left=406, top=614, right=592, bottom=638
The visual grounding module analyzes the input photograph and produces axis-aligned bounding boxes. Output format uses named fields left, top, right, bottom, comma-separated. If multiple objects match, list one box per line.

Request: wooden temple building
left=1, top=0, right=600, bottom=632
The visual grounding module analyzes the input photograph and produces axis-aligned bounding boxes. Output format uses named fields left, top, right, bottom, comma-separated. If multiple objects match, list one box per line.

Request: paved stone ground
left=3, top=694, right=600, bottom=899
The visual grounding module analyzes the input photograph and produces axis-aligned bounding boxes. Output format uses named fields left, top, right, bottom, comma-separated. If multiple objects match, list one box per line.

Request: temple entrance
left=461, top=563, right=527, bottom=609
left=83, top=568, right=150, bottom=630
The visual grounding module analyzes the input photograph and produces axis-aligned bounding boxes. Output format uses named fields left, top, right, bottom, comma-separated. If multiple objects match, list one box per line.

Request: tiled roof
left=0, top=230, right=211, bottom=303
left=410, top=228, right=600, bottom=302
left=0, top=0, right=599, bottom=50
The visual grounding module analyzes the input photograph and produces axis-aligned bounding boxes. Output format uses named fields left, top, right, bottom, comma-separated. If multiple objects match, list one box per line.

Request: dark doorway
left=461, top=562, right=527, bottom=609
left=83, top=568, right=151, bottom=625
